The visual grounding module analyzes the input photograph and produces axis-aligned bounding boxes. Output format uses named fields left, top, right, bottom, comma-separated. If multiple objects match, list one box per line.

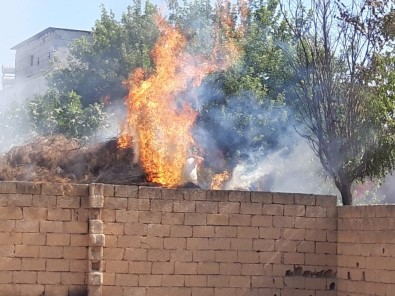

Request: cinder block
left=89, top=271, right=103, bottom=285
left=164, top=238, right=187, bottom=249
left=89, top=183, right=104, bottom=208
left=114, top=185, right=139, bottom=198
left=151, top=200, right=173, bottom=212
left=139, top=211, right=162, bottom=224
left=115, top=273, right=139, bottom=286
left=129, top=262, right=152, bottom=274
left=209, top=191, right=229, bottom=202
left=228, top=191, right=250, bottom=202
left=128, top=198, right=150, bottom=211
left=147, top=224, right=170, bottom=237
left=218, top=202, right=240, bottom=214
left=250, top=192, right=272, bottom=203
left=90, top=234, right=105, bottom=247
left=237, top=227, right=259, bottom=239
left=193, top=226, right=215, bottom=238
left=174, top=201, right=196, bottom=213
left=23, top=207, right=47, bottom=220
left=57, top=195, right=81, bottom=208
left=124, top=248, right=148, bottom=261
left=47, top=233, right=71, bottom=246
left=182, top=189, right=207, bottom=201
left=0, top=207, right=22, bottom=220
left=208, top=275, right=230, bottom=287
left=103, top=184, right=115, bottom=197
left=20, top=284, right=45, bottom=296
left=187, top=238, right=209, bottom=250
left=162, top=188, right=185, bottom=200
left=229, top=275, right=251, bottom=287
left=42, top=182, right=64, bottom=196
left=13, top=271, right=37, bottom=284
left=196, top=201, right=218, bottom=214
left=162, top=274, right=185, bottom=286
left=215, top=226, right=237, bottom=238
left=161, top=213, right=184, bottom=225
left=185, top=275, right=207, bottom=287
left=208, top=237, right=230, bottom=250
left=139, top=274, right=162, bottom=286
left=0, top=181, right=17, bottom=194
left=0, top=232, right=22, bottom=245
left=148, top=249, right=170, bottom=262
left=15, top=220, right=39, bottom=232
left=32, top=194, right=57, bottom=207
left=22, top=233, right=46, bottom=246
left=16, top=182, right=41, bottom=195
left=272, top=192, right=294, bottom=204
left=63, top=184, right=89, bottom=197
left=88, top=285, right=103, bottom=296
left=219, top=263, right=242, bottom=276
left=89, top=246, right=103, bottom=261
left=37, top=271, right=61, bottom=284
left=139, top=187, right=162, bottom=199
left=207, top=214, right=228, bottom=226
left=306, top=206, right=327, bottom=218
left=175, top=262, right=198, bottom=274
left=90, top=220, right=103, bottom=234
left=230, top=238, right=253, bottom=251
left=104, top=197, right=127, bottom=209
left=240, top=203, right=262, bottom=215
left=229, top=214, right=251, bottom=226
left=46, top=259, right=70, bottom=271
left=64, top=221, right=88, bottom=234
left=193, top=250, right=215, bottom=262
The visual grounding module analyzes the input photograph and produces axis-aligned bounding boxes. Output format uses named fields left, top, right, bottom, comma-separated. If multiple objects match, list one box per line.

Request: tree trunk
left=335, top=179, right=353, bottom=205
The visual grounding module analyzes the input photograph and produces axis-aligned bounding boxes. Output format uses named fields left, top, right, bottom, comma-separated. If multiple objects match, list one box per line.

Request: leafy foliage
left=28, top=91, right=107, bottom=140
left=281, top=0, right=395, bottom=204
left=49, top=0, right=159, bottom=106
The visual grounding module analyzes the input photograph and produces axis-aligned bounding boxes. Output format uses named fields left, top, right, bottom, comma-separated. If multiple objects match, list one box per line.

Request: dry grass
left=0, top=135, right=147, bottom=185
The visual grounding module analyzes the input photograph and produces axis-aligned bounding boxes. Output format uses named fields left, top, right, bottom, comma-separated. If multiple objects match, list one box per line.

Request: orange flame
left=211, top=171, right=231, bottom=190
left=120, top=12, right=242, bottom=187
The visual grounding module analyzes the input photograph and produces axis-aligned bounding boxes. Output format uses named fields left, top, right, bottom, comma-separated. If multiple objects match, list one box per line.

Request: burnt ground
left=0, top=135, right=148, bottom=185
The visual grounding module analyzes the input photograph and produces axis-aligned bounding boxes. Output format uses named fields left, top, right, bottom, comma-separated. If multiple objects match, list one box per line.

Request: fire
left=120, top=10, right=242, bottom=187
left=211, top=171, right=231, bottom=190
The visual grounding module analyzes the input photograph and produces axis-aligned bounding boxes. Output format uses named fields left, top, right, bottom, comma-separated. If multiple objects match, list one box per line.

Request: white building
left=0, top=27, right=91, bottom=107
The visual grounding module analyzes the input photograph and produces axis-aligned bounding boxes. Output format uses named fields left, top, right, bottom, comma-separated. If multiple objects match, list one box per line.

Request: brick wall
left=100, top=186, right=337, bottom=296
left=0, top=181, right=393, bottom=296
left=337, top=205, right=395, bottom=296
left=0, top=181, right=89, bottom=296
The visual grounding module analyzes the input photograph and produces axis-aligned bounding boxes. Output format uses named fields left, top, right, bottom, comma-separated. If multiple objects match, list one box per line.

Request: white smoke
left=226, top=138, right=337, bottom=195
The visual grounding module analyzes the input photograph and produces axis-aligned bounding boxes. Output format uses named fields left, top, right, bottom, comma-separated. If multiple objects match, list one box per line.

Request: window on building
left=30, top=55, right=34, bottom=66
left=37, top=57, right=40, bottom=65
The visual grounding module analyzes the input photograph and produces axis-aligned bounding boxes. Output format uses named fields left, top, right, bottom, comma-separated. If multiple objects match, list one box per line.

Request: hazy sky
left=0, top=0, right=164, bottom=70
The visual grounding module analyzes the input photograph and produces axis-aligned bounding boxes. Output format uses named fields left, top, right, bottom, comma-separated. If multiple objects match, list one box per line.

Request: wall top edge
left=0, top=181, right=338, bottom=206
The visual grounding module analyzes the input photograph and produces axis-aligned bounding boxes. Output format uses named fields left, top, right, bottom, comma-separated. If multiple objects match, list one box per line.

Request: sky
left=0, top=0, right=165, bottom=88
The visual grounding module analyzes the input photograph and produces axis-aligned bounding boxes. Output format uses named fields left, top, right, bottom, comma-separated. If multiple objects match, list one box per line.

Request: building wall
left=337, top=205, right=395, bottom=296
left=0, top=181, right=393, bottom=296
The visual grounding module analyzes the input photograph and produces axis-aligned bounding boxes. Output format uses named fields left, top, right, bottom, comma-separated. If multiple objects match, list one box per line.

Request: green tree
left=50, top=0, right=159, bottom=106
left=28, top=90, right=107, bottom=140
left=281, top=0, right=395, bottom=205
left=194, top=0, right=294, bottom=166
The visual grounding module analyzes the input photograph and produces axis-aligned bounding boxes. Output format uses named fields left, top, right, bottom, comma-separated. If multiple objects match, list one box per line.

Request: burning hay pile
left=0, top=135, right=147, bottom=185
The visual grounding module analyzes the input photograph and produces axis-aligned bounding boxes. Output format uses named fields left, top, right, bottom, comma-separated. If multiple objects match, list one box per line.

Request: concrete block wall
left=2, top=181, right=395, bottom=296
left=337, top=205, right=395, bottom=296
left=0, top=181, right=89, bottom=296
left=101, top=186, right=338, bottom=296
